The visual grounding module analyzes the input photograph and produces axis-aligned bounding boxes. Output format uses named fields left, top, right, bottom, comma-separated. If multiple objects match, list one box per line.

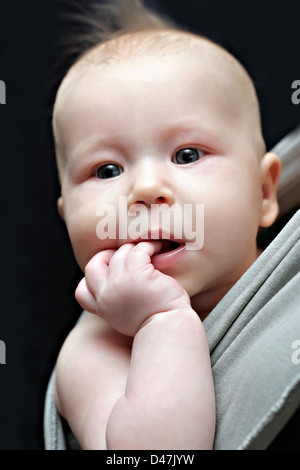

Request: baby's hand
left=75, top=242, right=191, bottom=336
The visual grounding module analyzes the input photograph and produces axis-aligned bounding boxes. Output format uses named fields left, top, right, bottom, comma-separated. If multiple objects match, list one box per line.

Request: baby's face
left=54, top=43, right=277, bottom=315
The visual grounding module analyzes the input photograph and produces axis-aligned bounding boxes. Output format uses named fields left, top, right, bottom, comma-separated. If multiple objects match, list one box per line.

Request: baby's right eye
left=96, top=163, right=124, bottom=179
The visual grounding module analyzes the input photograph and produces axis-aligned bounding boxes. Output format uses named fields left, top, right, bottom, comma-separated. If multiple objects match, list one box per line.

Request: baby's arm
left=55, top=242, right=215, bottom=449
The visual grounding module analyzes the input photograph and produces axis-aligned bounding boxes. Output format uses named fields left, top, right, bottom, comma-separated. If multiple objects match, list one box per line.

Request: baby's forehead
left=55, top=30, right=252, bottom=115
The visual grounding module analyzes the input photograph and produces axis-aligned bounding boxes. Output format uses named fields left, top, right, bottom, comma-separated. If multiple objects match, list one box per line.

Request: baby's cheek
left=65, top=213, right=100, bottom=270
left=201, top=190, right=260, bottom=268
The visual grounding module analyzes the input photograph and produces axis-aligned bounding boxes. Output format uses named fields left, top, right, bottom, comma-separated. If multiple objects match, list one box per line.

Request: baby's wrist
left=138, top=305, right=198, bottom=331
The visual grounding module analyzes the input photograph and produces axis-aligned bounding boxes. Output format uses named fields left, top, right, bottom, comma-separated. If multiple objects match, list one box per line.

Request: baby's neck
left=192, top=247, right=263, bottom=321
left=191, top=281, right=234, bottom=321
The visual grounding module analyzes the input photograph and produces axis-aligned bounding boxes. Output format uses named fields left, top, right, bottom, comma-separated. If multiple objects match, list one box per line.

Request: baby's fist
left=75, top=242, right=190, bottom=336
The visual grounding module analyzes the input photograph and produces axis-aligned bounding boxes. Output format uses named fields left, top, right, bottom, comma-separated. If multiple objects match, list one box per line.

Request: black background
left=0, top=0, right=299, bottom=450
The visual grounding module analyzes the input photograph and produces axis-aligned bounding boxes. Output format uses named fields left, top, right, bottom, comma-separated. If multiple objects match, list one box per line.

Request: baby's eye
left=173, top=148, right=204, bottom=165
left=96, top=163, right=123, bottom=179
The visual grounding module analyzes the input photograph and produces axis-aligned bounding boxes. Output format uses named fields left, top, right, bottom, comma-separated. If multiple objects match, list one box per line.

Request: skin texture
left=53, top=31, right=281, bottom=449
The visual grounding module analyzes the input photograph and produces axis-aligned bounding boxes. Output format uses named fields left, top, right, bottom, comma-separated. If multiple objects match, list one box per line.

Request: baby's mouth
left=157, top=239, right=181, bottom=254
left=151, top=239, right=186, bottom=270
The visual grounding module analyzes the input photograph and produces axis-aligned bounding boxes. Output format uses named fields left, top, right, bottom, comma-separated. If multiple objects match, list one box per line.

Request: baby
left=51, top=21, right=281, bottom=449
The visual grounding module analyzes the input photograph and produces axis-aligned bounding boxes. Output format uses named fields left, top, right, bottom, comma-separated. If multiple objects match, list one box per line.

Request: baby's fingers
left=75, top=278, right=97, bottom=314
left=84, top=249, right=116, bottom=296
left=127, top=240, right=163, bottom=270
left=108, top=241, right=163, bottom=273
left=132, top=240, right=162, bottom=256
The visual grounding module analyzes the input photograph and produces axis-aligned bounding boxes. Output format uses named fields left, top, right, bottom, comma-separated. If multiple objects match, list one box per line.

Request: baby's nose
left=127, top=165, right=175, bottom=208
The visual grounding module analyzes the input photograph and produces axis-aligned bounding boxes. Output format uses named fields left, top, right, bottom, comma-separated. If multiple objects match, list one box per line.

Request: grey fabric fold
left=274, top=125, right=300, bottom=217
left=44, top=369, right=67, bottom=450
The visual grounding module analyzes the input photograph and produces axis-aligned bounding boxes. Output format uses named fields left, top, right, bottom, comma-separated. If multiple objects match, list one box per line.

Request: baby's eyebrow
left=159, top=122, right=227, bottom=151
left=70, top=135, right=119, bottom=161
left=161, top=122, right=218, bottom=140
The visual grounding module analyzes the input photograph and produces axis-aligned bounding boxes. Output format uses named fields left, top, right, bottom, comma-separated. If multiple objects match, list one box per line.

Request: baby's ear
left=57, top=197, right=65, bottom=220
left=259, top=152, right=281, bottom=227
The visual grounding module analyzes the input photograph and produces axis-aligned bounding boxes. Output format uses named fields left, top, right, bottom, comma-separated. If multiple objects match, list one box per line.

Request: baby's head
left=52, top=28, right=281, bottom=317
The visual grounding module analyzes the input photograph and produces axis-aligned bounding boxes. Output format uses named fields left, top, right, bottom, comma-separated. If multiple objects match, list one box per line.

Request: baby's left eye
left=173, top=148, right=204, bottom=165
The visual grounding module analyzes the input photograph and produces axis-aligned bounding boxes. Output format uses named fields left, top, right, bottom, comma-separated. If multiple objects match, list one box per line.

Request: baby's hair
left=63, top=0, right=173, bottom=49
